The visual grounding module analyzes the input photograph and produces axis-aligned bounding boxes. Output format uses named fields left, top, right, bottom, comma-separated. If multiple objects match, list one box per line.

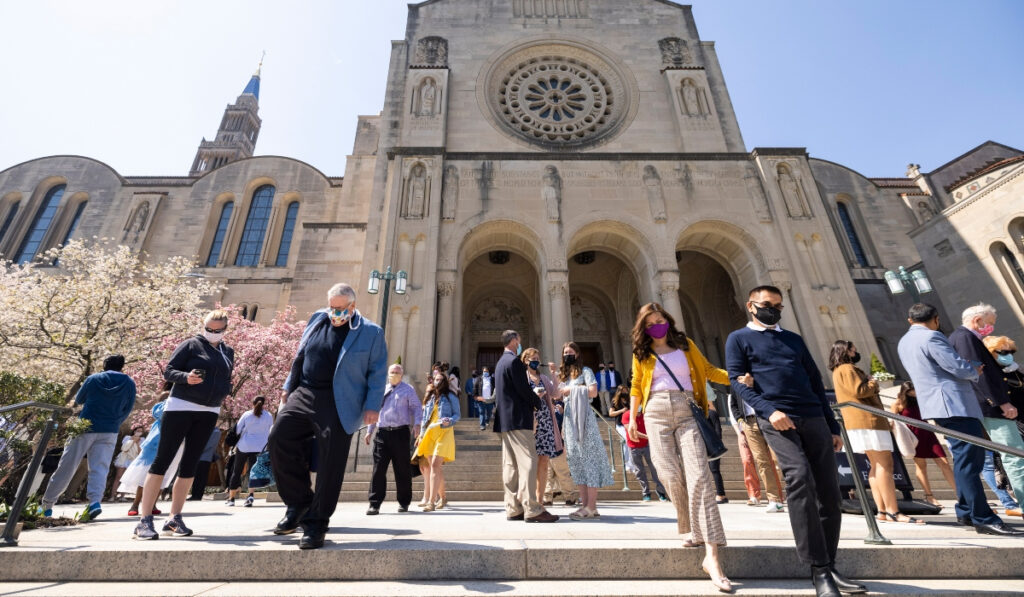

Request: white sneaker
left=765, top=501, right=785, bottom=513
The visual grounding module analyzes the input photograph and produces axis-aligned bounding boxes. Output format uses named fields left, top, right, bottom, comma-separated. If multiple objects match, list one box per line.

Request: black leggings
left=149, top=410, right=219, bottom=479
left=228, top=451, right=259, bottom=491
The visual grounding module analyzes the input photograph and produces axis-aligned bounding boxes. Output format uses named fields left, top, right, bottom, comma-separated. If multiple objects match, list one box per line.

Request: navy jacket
left=165, top=335, right=235, bottom=408
left=492, top=350, right=542, bottom=433
left=948, top=326, right=1010, bottom=419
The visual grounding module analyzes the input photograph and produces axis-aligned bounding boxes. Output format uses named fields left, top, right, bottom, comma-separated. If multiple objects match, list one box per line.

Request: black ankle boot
left=830, top=565, right=867, bottom=594
left=811, top=565, right=841, bottom=597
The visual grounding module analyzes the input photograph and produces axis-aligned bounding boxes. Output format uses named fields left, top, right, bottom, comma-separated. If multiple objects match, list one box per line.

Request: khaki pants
left=598, top=390, right=612, bottom=416
left=544, top=452, right=578, bottom=503
left=742, top=416, right=785, bottom=503
left=501, top=429, right=543, bottom=518
left=645, top=390, right=726, bottom=545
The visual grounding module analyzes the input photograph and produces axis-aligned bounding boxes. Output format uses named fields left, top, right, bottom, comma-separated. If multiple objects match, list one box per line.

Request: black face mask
left=851, top=351, right=861, bottom=364
left=752, top=305, right=782, bottom=327
left=563, top=354, right=577, bottom=366
left=529, top=360, right=540, bottom=370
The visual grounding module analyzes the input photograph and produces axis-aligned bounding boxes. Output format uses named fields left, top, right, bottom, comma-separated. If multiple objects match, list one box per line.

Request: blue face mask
left=483, top=372, right=490, bottom=378
left=516, top=343, right=523, bottom=356
left=996, top=353, right=1016, bottom=367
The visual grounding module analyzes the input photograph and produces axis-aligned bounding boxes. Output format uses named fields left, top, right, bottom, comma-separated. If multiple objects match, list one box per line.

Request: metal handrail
left=831, top=400, right=1024, bottom=546
left=834, top=401, right=1024, bottom=458
left=0, top=401, right=73, bottom=547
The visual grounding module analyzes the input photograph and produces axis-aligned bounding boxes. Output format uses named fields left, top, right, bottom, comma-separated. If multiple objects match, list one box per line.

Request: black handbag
left=653, top=353, right=728, bottom=461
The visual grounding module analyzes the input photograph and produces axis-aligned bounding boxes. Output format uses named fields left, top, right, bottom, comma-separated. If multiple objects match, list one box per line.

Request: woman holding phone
left=132, top=309, right=235, bottom=540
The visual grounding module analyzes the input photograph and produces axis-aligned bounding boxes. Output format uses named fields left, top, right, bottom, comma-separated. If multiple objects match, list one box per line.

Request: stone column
left=435, top=279, right=456, bottom=362
left=547, top=272, right=571, bottom=350
left=658, top=271, right=685, bottom=325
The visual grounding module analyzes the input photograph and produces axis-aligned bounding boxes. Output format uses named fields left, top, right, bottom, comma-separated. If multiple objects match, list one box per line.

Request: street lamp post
left=367, top=265, right=408, bottom=332
left=884, top=265, right=933, bottom=303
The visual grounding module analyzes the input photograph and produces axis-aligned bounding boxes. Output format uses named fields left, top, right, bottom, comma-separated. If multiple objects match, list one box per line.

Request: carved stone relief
left=437, top=280, right=456, bottom=298
left=570, top=294, right=608, bottom=336
left=777, top=163, right=812, bottom=218
left=642, top=165, right=667, bottom=222
left=413, top=36, right=448, bottom=67
left=542, top=166, right=562, bottom=222
left=512, top=0, right=588, bottom=18
left=471, top=296, right=526, bottom=333
left=679, top=78, right=710, bottom=116
left=401, top=164, right=429, bottom=219
left=121, top=193, right=162, bottom=252
left=658, top=37, right=692, bottom=68
left=411, top=77, right=440, bottom=117
left=915, top=200, right=936, bottom=224
left=743, top=169, right=773, bottom=222
left=441, top=165, right=459, bottom=220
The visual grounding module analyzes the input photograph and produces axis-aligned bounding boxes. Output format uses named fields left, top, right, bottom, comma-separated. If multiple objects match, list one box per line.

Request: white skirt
left=846, top=428, right=893, bottom=454
left=117, top=444, right=184, bottom=493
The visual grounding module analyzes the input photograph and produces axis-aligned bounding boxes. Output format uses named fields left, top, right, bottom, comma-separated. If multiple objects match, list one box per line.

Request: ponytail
left=253, top=396, right=266, bottom=417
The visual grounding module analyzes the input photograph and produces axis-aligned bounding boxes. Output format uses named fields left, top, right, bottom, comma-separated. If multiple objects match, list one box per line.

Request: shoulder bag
left=654, top=352, right=728, bottom=461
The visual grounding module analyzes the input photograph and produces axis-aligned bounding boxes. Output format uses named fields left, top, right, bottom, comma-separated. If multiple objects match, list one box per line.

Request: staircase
left=287, top=416, right=962, bottom=504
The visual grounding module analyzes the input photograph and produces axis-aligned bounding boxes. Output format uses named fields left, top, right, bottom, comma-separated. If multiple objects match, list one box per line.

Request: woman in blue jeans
left=983, top=451, right=1020, bottom=515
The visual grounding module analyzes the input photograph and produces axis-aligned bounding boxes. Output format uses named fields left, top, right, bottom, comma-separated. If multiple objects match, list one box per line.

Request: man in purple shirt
left=365, top=363, right=422, bottom=515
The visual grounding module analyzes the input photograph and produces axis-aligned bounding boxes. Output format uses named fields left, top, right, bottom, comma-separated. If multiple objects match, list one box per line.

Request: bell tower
left=189, top=61, right=263, bottom=176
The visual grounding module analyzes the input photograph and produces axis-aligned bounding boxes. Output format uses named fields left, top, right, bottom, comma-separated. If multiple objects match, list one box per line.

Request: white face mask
left=203, top=331, right=225, bottom=343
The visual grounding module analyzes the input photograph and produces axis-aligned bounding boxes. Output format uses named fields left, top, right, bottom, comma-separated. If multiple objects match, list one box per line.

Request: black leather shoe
left=811, top=565, right=841, bottom=597
left=366, top=505, right=379, bottom=515
left=507, top=512, right=524, bottom=521
left=274, top=507, right=308, bottom=535
left=956, top=516, right=974, bottom=527
left=975, top=522, right=1024, bottom=536
left=830, top=566, right=867, bottom=594
left=398, top=505, right=409, bottom=513
left=299, top=526, right=326, bottom=550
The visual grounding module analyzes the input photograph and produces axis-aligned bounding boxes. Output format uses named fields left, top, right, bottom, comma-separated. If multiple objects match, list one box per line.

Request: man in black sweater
left=726, top=285, right=865, bottom=597
left=492, top=329, right=558, bottom=523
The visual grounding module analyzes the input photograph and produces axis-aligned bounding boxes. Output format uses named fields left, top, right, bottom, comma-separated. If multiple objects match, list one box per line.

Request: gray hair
left=327, top=283, right=357, bottom=303
left=961, top=303, right=996, bottom=324
left=389, top=363, right=403, bottom=373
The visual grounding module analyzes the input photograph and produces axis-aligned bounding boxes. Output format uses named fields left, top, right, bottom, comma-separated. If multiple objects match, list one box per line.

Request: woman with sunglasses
left=984, top=336, right=1024, bottom=439
left=132, top=309, right=235, bottom=540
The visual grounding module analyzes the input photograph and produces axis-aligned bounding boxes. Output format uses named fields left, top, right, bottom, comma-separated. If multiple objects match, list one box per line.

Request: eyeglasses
left=204, top=326, right=227, bottom=333
left=752, top=301, right=784, bottom=310
left=996, top=350, right=1017, bottom=356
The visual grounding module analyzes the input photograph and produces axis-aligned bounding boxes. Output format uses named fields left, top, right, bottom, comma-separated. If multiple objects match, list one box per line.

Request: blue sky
left=1, top=0, right=1020, bottom=177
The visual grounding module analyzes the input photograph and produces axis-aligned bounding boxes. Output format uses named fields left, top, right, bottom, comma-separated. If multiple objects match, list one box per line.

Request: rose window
left=499, top=57, right=614, bottom=146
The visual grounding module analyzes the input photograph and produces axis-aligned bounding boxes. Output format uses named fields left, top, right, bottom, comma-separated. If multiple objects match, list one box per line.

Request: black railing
left=0, top=401, right=73, bottom=547
left=832, top=401, right=1024, bottom=545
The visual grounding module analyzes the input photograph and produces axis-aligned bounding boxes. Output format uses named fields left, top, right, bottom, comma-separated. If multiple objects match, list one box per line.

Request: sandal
left=702, top=558, right=734, bottom=594
left=569, top=507, right=598, bottom=520
left=746, top=497, right=760, bottom=506
left=683, top=538, right=704, bottom=548
left=880, top=511, right=926, bottom=525
left=924, top=493, right=944, bottom=511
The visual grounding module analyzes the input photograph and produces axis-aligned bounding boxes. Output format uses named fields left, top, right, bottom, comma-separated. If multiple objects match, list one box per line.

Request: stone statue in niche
left=658, top=37, right=691, bottom=68
left=743, top=170, right=773, bottom=222
left=642, top=165, right=667, bottom=222
left=414, top=36, right=448, bottom=66
left=916, top=200, right=936, bottom=223
left=414, top=78, right=438, bottom=117
left=402, top=165, right=428, bottom=219
left=542, top=165, right=562, bottom=222
left=441, top=166, right=458, bottom=220
left=122, top=200, right=150, bottom=245
left=679, top=79, right=710, bottom=116
left=777, top=164, right=811, bottom=218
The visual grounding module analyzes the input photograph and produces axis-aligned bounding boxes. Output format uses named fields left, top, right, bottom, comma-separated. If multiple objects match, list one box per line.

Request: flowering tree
left=0, top=240, right=220, bottom=399
left=127, top=305, right=305, bottom=429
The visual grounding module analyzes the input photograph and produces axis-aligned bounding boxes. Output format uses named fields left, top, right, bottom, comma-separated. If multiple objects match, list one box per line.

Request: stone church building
left=2, top=0, right=1022, bottom=395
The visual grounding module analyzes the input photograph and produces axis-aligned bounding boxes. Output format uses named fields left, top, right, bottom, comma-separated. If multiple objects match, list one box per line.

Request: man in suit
left=492, top=329, right=558, bottom=523
left=898, top=302, right=1022, bottom=536
left=270, top=282, right=388, bottom=549
left=949, top=303, right=1024, bottom=517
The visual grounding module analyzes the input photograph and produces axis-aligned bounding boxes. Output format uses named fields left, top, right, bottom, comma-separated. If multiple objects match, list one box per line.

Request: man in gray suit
left=897, top=303, right=1023, bottom=536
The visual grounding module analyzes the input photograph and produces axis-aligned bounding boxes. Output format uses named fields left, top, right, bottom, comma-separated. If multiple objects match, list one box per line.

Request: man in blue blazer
left=897, top=303, right=1022, bottom=536
left=269, top=282, right=388, bottom=549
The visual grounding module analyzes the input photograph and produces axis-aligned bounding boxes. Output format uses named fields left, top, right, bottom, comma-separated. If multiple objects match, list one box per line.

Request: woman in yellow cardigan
left=627, top=302, right=733, bottom=593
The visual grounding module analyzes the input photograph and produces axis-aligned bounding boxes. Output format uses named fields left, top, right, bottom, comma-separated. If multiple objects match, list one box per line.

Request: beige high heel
left=702, top=561, right=734, bottom=593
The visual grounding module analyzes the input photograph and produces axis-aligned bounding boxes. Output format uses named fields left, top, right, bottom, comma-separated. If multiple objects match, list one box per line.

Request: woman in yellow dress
left=414, top=370, right=460, bottom=511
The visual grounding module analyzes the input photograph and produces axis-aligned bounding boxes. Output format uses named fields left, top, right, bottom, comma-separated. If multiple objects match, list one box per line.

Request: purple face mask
left=645, top=322, right=670, bottom=339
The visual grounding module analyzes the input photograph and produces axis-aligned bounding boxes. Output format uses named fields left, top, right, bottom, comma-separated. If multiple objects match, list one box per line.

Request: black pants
left=269, top=386, right=353, bottom=529
left=368, top=426, right=413, bottom=508
left=189, top=460, right=212, bottom=500
left=758, top=415, right=842, bottom=568
left=228, top=451, right=259, bottom=491
left=707, top=411, right=726, bottom=496
left=149, top=410, right=219, bottom=479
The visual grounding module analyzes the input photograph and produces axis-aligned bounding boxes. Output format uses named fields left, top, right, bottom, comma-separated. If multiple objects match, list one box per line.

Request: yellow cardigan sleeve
left=630, top=354, right=645, bottom=401
left=691, top=339, right=729, bottom=385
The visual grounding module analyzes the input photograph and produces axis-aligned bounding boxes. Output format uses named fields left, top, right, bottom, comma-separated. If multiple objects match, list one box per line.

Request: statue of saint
left=404, top=165, right=427, bottom=219
left=542, top=166, right=562, bottom=222
left=441, top=165, right=458, bottom=220
left=643, top=166, right=667, bottom=222
left=419, top=79, right=437, bottom=116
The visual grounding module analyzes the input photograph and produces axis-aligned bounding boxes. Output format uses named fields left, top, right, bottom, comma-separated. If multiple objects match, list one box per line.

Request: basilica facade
left=2, top=0, right=1022, bottom=397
